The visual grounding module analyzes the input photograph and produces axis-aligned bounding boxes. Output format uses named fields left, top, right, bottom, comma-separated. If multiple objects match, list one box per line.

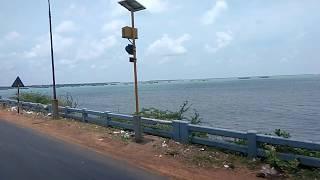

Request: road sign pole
left=17, top=85, right=20, bottom=114
left=11, top=76, right=24, bottom=114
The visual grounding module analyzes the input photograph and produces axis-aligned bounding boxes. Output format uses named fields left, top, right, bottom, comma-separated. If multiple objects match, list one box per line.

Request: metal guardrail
left=1, top=98, right=319, bottom=168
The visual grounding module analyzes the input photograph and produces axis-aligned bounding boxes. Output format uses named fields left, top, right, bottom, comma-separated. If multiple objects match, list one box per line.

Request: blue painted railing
left=1, top=98, right=319, bottom=168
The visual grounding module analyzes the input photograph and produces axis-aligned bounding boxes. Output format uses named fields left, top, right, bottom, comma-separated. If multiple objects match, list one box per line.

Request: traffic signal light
left=125, top=44, right=134, bottom=55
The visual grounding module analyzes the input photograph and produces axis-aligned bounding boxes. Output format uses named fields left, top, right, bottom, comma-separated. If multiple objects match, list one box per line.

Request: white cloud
left=24, top=34, right=74, bottom=58
left=54, top=36, right=75, bottom=53
left=76, top=35, right=117, bottom=60
left=0, top=52, right=18, bottom=59
left=102, top=19, right=125, bottom=34
left=64, top=3, right=87, bottom=17
left=139, top=0, right=169, bottom=13
left=205, top=31, right=233, bottom=53
left=201, top=0, right=228, bottom=25
left=24, top=31, right=116, bottom=69
left=55, top=20, right=77, bottom=33
left=280, top=57, right=289, bottom=63
left=4, top=31, right=21, bottom=41
left=24, top=43, right=47, bottom=58
left=108, top=0, right=128, bottom=17
left=57, top=59, right=75, bottom=65
left=216, top=31, right=233, bottom=48
left=147, top=34, right=191, bottom=59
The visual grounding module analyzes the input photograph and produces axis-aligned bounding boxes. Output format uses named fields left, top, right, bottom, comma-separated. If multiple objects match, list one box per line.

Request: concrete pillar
left=64, top=106, right=70, bottom=118
left=247, top=130, right=258, bottom=158
left=179, top=120, right=189, bottom=143
left=133, top=115, right=143, bottom=143
left=104, top=111, right=111, bottom=127
left=172, top=120, right=190, bottom=143
left=172, top=120, right=180, bottom=141
left=82, top=108, right=88, bottom=122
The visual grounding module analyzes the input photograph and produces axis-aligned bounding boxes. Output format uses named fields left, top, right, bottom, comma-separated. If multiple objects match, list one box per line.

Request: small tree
left=140, top=100, right=202, bottom=125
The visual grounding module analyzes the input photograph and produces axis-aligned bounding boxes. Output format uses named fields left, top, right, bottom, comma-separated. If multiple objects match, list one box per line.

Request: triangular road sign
left=12, top=76, right=25, bottom=88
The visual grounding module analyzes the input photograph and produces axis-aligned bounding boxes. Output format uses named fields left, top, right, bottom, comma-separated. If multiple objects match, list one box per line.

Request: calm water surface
left=1, top=75, right=319, bottom=141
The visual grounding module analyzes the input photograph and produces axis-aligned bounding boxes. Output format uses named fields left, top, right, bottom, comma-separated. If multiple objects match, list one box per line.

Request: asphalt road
left=0, top=120, right=166, bottom=180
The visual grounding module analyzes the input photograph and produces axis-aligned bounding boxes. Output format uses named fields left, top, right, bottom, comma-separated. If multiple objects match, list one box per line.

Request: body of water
left=1, top=75, right=319, bottom=141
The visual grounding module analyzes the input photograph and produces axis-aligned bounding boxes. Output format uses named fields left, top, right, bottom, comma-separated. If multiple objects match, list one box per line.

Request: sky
left=0, top=0, right=319, bottom=86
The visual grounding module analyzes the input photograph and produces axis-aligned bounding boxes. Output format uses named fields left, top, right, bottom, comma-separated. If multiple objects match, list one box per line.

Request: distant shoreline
left=0, top=73, right=319, bottom=90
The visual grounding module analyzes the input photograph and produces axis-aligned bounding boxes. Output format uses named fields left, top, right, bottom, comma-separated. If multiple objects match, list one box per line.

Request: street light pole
left=119, top=0, right=146, bottom=143
left=131, top=11, right=140, bottom=115
left=131, top=10, right=143, bottom=143
left=47, top=0, right=59, bottom=119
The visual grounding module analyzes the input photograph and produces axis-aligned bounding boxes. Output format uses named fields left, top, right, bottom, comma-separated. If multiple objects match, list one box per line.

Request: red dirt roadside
left=0, top=110, right=260, bottom=180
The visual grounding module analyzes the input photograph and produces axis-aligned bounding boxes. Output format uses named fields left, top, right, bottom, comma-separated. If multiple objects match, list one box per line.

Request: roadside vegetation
left=140, top=101, right=202, bottom=125
left=140, top=102, right=320, bottom=178
left=12, top=92, right=78, bottom=108
left=139, top=101, right=207, bottom=137
left=234, top=128, right=320, bottom=178
left=260, top=129, right=320, bottom=178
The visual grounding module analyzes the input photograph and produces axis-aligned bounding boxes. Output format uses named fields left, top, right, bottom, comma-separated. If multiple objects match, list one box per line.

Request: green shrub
left=58, top=92, right=78, bottom=108
left=12, top=92, right=78, bottom=108
left=261, top=129, right=320, bottom=174
left=264, top=144, right=300, bottom=173
left=140, top=101, right=202, bottom=125
left=262, top=129, right=320, bottom=158
left=17, top=92, right=51, bottom=105
left=274, top=129, right=291, bottom=138
left=140, top=101, right=206, bottom=138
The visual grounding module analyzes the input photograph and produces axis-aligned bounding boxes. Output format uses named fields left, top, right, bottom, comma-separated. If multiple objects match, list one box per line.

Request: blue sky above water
left=0, top=0, right=319, bottom=86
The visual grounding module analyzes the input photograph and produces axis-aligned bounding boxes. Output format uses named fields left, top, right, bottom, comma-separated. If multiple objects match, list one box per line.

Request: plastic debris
left=124, top=134, right=130, bottom=138
left=257, top=165, right=279, bottom=178
left=183, top=148, right=190, bottom=152
left=122, top=133, right=130, bottom=139
left=162, top=141, right=168, bottom=147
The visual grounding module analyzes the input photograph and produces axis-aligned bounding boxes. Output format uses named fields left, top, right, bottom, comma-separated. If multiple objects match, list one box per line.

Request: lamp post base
left=52, top=99, right=59, bottom=119
left=133, top=115, right=143, bottom=143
